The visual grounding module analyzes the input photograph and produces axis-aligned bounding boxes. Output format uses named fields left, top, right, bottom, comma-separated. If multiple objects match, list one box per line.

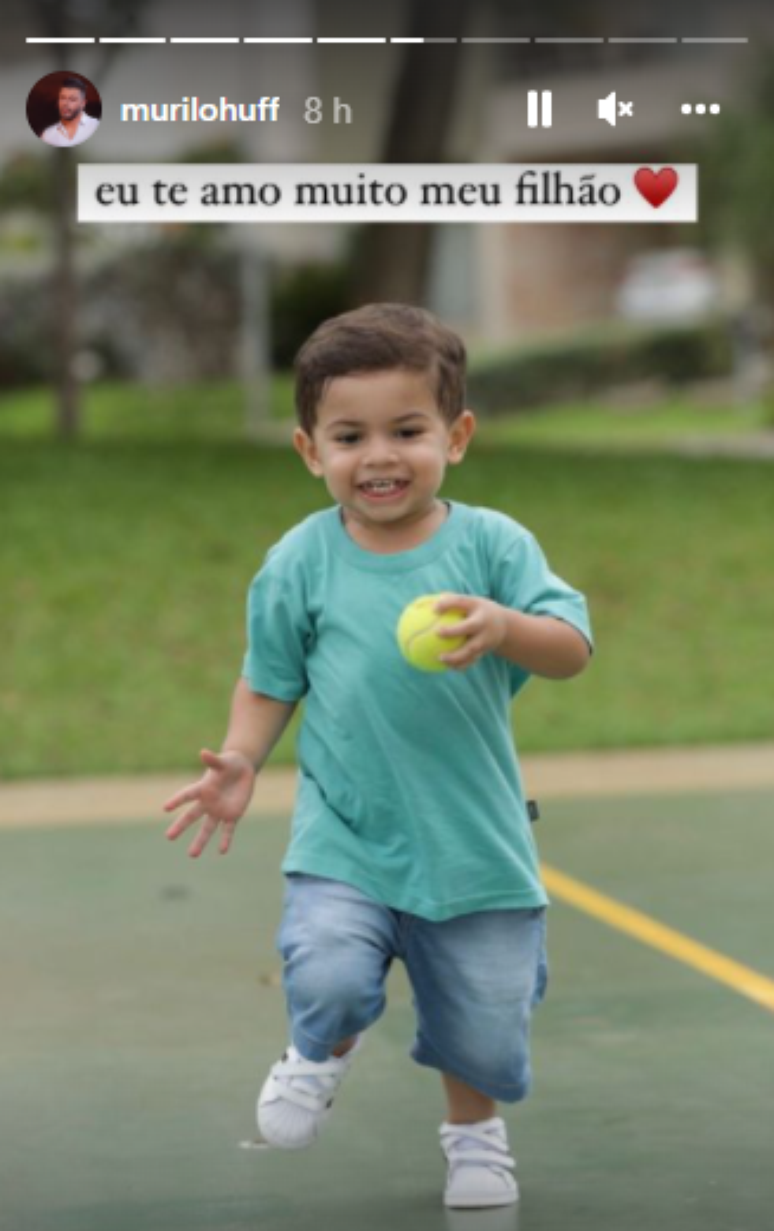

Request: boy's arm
left=221, top=676, right=297, bottom=769
left=164, top=678, right=297, bottom=857
left=488, top=609, right=590, bottom=679
left=433, top=595, right=591, bottom=679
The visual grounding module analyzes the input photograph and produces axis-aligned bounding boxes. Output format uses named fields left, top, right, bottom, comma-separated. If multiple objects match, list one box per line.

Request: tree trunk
left=352, top=0, right=472, bottom=305
left=32, top=0, right=153, bottom=440
left=51, top=152, right=79, bottom=441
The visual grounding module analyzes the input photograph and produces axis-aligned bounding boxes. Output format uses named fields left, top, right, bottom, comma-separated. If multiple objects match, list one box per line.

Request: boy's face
left=293, top=368, right=475, bottom=542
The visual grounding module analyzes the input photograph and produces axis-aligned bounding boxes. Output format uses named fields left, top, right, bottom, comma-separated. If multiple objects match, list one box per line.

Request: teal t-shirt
left=242, top=501, right=592, bottom=922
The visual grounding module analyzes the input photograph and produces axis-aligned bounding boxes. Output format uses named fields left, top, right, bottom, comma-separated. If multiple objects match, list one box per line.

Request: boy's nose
left=363, top=437, right=400, bottom=465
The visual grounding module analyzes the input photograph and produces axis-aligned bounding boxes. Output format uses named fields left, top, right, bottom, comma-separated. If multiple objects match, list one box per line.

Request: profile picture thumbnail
left=27, top=71, right=102, bottom=148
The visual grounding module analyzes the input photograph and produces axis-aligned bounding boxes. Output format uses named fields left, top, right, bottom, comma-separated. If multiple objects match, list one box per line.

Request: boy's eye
left=333, top=426, right=422, bottom=445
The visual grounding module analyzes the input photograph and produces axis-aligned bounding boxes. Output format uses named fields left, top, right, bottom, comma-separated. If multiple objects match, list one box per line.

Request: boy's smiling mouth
left=358, top=479, right=410, bottom=500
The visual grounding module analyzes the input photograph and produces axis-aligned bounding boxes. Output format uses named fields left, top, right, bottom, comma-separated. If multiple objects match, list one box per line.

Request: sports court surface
left=2, top=754, right=772, bottom=1231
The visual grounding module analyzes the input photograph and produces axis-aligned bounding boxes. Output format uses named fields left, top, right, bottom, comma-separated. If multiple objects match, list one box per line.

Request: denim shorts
left=275, top=872, right=548, bottom=1103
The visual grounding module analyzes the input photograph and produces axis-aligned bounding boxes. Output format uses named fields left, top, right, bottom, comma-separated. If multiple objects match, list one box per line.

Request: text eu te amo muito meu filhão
left=94, top=173, right=626, bottom=210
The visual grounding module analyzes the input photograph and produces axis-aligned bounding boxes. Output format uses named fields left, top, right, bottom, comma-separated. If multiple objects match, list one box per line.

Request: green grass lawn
left=1, top=379, right=770, bottom=449
left=479, top=398, right=772, bottom=449
left=0, top=378, right=295, bottom=442
left=1, top=383, right=773, bottom=779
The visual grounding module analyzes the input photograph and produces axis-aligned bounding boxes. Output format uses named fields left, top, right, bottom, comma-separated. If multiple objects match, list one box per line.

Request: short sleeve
left=241, top=570, right=311, bottom=702
left=490, top=528, right=593, bottom=696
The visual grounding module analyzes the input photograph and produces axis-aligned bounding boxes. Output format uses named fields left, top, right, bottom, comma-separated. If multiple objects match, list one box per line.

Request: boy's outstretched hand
left=163, top=749, right=256, bottom=857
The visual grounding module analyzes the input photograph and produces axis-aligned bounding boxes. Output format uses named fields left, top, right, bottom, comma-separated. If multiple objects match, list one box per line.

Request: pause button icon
left=528, top=90, right=553, bottom=128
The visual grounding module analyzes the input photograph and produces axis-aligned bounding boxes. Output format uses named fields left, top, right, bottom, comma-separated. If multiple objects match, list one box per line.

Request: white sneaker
left=256, top=1036, right=363, bottom=1149
left=440, top=1117, right=518, bottom=1208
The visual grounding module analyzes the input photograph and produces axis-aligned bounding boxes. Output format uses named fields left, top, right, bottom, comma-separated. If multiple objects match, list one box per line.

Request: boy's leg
left=405, top=904, right=548, bottom=1105
left=331, top=1036, right=359, bottom=1056
left=257, top=873, right=399, bottom=1148
left=276, top=873, right=398, bottom=1060
left=441, top=1071, right=497, bottom=1124
left=404, top=905, right=548, bottom=1207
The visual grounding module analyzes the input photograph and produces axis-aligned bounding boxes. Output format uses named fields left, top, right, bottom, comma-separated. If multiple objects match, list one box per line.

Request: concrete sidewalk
left=2, top=742, right=773, bottom=828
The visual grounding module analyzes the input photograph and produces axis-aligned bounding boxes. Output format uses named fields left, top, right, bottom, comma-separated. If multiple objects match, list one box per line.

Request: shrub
left=0, top=239, right=352, bottom=390
left=467, top=320, right=735, bottom=414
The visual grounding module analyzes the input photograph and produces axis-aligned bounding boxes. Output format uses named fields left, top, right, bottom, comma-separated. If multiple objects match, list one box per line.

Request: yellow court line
left=541, top=863, right=774, bottom=1015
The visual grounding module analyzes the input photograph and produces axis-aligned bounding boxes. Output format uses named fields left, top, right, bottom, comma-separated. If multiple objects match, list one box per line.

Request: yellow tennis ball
left=396, top=594, right=467, bottom=673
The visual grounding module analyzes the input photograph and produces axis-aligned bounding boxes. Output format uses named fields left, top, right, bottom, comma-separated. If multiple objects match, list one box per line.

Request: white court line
left=170, top=37, right=241, bottom=44
left=243, top=38, right=314, bottom=44
left=317, top=37, right=387, bottom=43
left=26, top=37, right=95, bottom=43
left=99, top=38, right=168, bottom=43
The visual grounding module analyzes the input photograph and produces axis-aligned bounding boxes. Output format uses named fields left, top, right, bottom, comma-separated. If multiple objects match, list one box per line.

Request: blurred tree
left=702, top=56, right=774, bottom=313
left=352, top=0, right=471, bottom=304
left=29, top=0, right=152, bottom=440
left=701, top=55, right=774, bottom=399
left=352, top=0, right=602, bottom=305
left=0, top=152, right=52, bottom=215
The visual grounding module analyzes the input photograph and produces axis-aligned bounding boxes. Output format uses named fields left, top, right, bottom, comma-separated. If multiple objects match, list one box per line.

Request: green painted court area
left=2, top=788, right=772, bottom=1231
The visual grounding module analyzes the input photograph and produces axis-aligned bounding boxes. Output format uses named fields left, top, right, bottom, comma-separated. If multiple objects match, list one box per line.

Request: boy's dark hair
left=294, top=303, right=467, bottom=434
left=61, top=76, right=87, bottom=95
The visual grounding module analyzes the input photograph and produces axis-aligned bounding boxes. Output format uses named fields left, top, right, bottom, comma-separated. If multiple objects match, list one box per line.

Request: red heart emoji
left=635, top=167, right=678, bottom=208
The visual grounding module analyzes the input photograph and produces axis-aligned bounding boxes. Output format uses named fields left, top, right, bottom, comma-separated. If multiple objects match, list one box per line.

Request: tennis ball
left=396, top=594, right=467, bottom=673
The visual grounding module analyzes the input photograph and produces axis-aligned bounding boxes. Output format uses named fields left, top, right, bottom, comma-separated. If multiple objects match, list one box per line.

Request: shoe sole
left=444, top=1189, right=519, bottom=1209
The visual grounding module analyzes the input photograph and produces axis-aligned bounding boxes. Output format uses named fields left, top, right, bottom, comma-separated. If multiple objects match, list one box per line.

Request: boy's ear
left=293, top=427, right=324, bottom=477
left=447, top=410, right=476, bottom=464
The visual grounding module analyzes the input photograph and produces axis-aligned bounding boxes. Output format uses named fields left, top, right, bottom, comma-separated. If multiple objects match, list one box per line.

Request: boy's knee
left=288, top=947, right=359, bottom=1002
left=283, top=941, right=384, bottom=1030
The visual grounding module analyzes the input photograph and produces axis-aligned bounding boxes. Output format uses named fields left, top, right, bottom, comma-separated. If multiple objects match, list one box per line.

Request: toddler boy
left=164, top=303, right=592, bottom=1208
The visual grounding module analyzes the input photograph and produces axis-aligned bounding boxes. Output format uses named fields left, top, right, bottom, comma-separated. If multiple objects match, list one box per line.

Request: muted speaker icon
left=598, top=91, right=634, bottom=126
